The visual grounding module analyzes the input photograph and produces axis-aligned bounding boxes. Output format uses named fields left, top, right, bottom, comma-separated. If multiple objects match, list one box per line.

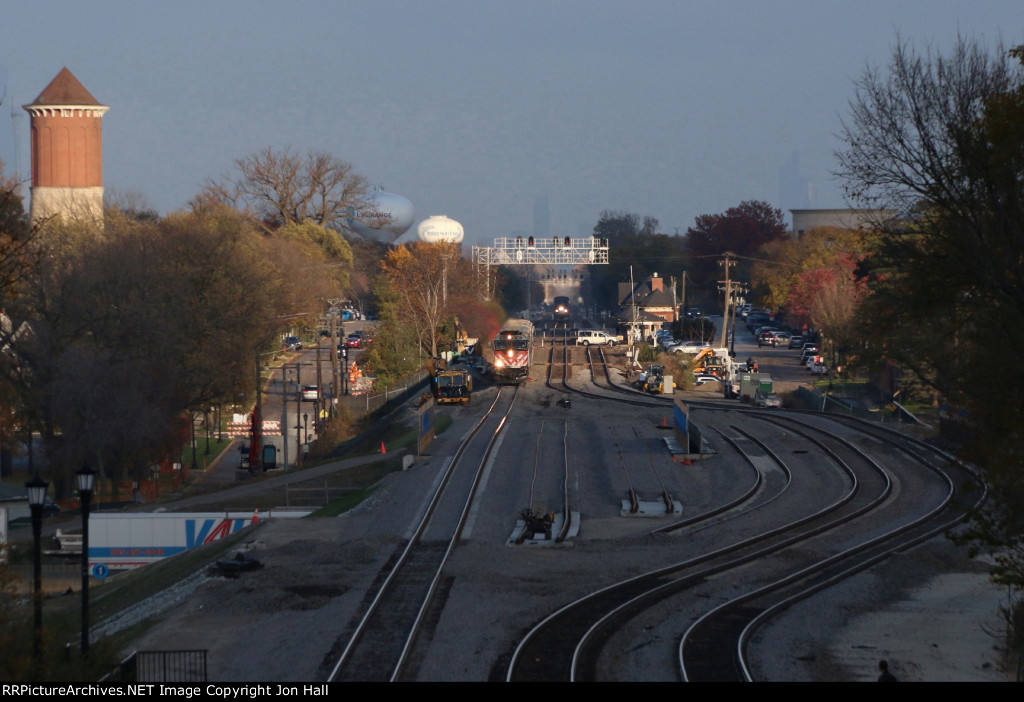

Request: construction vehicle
left=692, top=347, right=728, bottom=377
left=642, top=364, right=666, bottom=394
left=428, top=357, right=473, bottom=405
left=450, top=316, right=479, bottom=358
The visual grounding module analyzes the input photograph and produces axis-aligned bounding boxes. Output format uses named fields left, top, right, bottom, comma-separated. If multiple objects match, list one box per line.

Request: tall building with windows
left=23, top=67, right=108, bottom=225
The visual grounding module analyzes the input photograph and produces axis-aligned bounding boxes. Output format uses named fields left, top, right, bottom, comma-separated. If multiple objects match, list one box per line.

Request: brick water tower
left=23, top=67, right=108, bottom=225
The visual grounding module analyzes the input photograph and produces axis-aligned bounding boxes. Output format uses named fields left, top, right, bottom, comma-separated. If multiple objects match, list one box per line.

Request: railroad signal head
left=528, top=236, right=534, bottom=247
left=564, top=236, right=571, bottom=247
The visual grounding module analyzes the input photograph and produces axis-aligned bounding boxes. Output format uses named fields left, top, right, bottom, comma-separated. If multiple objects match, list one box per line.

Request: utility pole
left=719, top=253, right=736, bottom=349
left=253, top=349, right=262, bottom=471
left=295, top=362, right=302, bottom=469
left=330, top=315, right=340, bottom=415
left=680, top=270, right=687, bottom=329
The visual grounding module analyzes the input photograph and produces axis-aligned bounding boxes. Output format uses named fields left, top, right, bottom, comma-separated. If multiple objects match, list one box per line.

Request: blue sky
left=2, top=1, right=1021, bottom=245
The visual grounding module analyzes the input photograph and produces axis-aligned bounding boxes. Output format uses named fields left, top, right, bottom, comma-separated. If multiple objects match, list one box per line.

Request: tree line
left=0, top=149, right=361, bottom=498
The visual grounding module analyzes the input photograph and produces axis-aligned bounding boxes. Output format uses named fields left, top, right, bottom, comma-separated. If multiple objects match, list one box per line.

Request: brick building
left=23, top=67, right=108, bottom=225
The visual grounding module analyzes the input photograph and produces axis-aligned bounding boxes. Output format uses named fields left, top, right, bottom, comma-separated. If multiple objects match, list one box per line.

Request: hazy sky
left=1, top=1, right=1021, bottom=246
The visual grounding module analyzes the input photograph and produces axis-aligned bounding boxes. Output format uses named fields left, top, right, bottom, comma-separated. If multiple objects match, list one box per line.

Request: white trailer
left=86, top=510, right=307, bottom=576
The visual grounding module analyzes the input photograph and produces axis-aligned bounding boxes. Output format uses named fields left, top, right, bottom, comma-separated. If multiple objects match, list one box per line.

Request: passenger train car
left=492, top=318, right=534, bottom=384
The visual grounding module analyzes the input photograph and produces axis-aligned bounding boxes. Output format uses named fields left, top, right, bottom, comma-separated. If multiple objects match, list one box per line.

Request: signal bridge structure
left=472, top=236, right=610, bottom=267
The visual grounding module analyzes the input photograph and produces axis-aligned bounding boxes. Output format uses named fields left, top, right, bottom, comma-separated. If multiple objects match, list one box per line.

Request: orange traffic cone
left=380, top=441, right=387, bottom=454
left=662, top=416, right=668, bottom=427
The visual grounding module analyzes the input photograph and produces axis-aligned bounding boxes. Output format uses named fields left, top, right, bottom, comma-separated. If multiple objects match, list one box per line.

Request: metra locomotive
left=552, top=296, right=571, bottom=322
left=491, top=319, right=534, bottom=384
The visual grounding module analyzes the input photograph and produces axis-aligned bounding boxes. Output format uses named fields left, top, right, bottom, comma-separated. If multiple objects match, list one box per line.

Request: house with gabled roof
left=616, top=273, right=678, bottom=342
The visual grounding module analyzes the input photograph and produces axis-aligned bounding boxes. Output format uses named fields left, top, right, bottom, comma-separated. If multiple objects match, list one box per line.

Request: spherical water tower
left=416, top=215, right=464, bottom=244
left=346, top=191, right=415, bottom=244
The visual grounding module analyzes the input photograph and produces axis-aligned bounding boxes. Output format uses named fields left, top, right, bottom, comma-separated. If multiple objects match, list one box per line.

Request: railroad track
left=514, top=419, right=574, bottom=544
left=504, top=406, right=980, bottom=682
left=328, top=385, right=519, bottom=682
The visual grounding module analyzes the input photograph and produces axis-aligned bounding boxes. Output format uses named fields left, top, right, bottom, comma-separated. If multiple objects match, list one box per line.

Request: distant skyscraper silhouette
left=779, top=151, right=813, bottom=220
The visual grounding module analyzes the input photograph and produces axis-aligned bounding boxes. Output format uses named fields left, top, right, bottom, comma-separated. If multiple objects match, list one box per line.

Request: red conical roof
left=29, top=67, right=100, bottom=106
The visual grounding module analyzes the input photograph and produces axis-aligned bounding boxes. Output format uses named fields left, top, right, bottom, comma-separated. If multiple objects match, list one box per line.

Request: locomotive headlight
left=507, top=349, right=514, bottom=358
left=495, top=359, right=505, bottom=368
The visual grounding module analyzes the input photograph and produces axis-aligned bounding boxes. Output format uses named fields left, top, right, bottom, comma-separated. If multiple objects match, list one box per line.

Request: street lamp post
left=76, top=463, right=96, bottom=655
left=25, top=473, right=48, bottom=669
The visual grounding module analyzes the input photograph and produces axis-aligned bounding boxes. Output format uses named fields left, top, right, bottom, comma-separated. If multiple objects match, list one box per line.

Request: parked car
left=693, top=374, right=723, bottom=386
left=669, top=340, right=710, bottom=354
left=788, top=335, right=804, bottom=349
left=576, top=329, right=617, bottom=346
left=301, top=385, right=319, bottom=401
left=799, top=346, right=819, bottom=364
left=283, top=336, right=302, bottom=351
left=345, top=334, right=362, bottom=348
left=810, top=361, right=828, bottom=374
left=754, top=391, right=783, bottom=408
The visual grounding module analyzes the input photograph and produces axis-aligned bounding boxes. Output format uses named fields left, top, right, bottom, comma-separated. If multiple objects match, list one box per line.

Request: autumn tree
left=378, top=241, right=460, bottom=357
left=683, top=201, right=788, bottom=298
left=788, top=254, right=867, bottom=358
left=836, top=37, right=1024, bottom=620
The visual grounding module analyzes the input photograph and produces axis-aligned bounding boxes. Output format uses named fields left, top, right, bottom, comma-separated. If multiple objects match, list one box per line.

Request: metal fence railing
left=106, top=649, right=208, bottom=682
left=343, top=369, right=430, bottom=416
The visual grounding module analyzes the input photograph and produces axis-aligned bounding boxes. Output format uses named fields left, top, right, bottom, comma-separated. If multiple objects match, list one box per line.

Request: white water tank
left=346, top=192, right=415, bottom=243
left=417, top=215, right=464, bottom=244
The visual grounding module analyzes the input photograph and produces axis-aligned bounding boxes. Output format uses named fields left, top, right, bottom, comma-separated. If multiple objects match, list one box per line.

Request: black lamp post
left=303, top=413, right=309, bottom=445
left=76, top=463, right=95, bottom=655
left=25, top=473, right=48, bottom=669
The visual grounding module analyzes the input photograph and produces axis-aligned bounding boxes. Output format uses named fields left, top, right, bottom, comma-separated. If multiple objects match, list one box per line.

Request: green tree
left=836, top=37, right=1024, bottom=614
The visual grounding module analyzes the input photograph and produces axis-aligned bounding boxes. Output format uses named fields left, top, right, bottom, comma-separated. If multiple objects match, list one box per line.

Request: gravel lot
left=107, top=379, right=1013, bottom=682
